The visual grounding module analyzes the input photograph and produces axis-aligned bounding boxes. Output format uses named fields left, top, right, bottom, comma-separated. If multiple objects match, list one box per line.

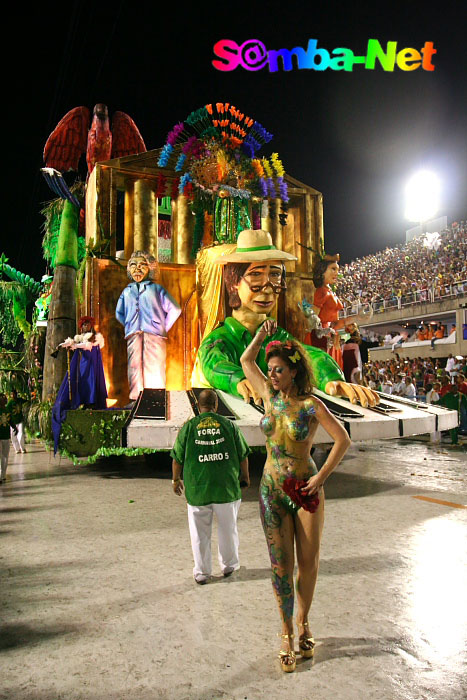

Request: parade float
left=6, top=101, right=455, bottom=462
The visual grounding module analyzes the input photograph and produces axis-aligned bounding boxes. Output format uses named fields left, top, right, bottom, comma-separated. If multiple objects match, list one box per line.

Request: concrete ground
left=1, top=437, right=466, bottom=700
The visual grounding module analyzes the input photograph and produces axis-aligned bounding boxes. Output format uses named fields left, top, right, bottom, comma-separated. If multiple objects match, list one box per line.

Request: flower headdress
left=156, top=102, right=290, bottom=253
left=265, top=339, right=301, bottom=363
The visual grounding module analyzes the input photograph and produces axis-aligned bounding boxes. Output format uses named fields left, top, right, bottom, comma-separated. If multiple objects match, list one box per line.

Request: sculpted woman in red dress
left=305, top=255, right=367, bottom=370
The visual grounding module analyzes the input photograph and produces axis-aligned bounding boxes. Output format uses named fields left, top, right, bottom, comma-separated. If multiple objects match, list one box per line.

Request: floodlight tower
left=404, top=170, right=440, bottom=233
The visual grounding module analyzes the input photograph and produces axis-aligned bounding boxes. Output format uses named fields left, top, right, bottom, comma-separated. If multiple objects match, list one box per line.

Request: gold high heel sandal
left=278, top=633, right=296, bottom=672
left=297, top=621, right=315, bottom=658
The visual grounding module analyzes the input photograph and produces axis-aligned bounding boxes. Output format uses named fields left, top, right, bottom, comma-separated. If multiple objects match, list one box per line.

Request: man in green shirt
left=437, top=384, right=467, bottom=444
left=171, top=389, right=250, bottom=584
left=0, top=393, right=18, bottom=483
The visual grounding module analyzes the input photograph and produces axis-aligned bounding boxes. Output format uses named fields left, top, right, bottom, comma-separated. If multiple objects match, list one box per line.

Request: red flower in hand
left=282, top=477, right=320, bottom=513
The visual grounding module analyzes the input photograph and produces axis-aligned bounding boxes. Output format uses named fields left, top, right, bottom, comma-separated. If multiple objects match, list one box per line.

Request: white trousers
left=1, top=439, right=10, bottom=478
left=11, top=422, right=25, bottom=452
left=187, top=500, right=241, bottom=577
left=127, top=332, right=167, bottom=399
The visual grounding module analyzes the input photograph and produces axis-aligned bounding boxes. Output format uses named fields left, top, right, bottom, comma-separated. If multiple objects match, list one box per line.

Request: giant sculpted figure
left=116, top=251, right=181, bottom=401
left=196, top=230, right=377, bottom=407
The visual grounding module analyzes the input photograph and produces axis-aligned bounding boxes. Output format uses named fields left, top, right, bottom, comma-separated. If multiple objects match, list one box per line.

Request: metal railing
left=338, top=278, right=467, bottom=318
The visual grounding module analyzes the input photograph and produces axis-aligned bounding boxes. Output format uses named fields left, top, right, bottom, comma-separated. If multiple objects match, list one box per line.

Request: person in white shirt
left=401, top=376, right=416, bottom=400
left=445, top=354, right=455, bottom=376
left=449, top=357, right=462, bottom=381
left=393, top=374, right=405, bottom=395
left=426, top=382, right=440, bottom=443
left=380, top=376, right=393, bottom=394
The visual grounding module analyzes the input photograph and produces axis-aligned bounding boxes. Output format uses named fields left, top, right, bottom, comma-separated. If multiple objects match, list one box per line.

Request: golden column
left=133, top=179, right=158, bottom=258
left=172, top=194, right=194, bottom=264
left=124, top=180, right=135, bottom=260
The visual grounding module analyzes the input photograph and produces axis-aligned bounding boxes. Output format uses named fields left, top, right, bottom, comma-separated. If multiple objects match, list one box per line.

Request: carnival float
left=0, top=102, right=457, bottom=462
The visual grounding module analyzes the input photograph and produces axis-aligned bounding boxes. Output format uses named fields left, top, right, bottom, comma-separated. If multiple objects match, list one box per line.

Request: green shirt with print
left=0, top=405, right=14, bottom=439
left=196, top=316, right=344, bottom=398
left=7, top=398, right=24, bottom=425
left=170, top=412, right=250, bottom=506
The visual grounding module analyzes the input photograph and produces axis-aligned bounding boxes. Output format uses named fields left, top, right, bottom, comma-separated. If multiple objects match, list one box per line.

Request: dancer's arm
left=301, top=397, right=351, bottom=495
left=240, top=320, right=276, bottom=403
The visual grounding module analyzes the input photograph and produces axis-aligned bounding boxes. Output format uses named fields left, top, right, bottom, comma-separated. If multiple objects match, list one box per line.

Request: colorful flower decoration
left=157, top=102, right=289, bottom=216
left=157, top=102, right=290, bottom=254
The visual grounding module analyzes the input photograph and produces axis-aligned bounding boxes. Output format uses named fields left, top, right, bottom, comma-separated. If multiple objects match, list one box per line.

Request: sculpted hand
left=325, top=381, right=379, bottom=408
left=237, top=378, right=263, bottom=405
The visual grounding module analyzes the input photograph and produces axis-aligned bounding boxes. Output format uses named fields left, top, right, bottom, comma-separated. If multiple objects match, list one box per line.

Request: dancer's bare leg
left=259, top=474, right=296, bottom=664
left=295, top=491, right=325, bottom=627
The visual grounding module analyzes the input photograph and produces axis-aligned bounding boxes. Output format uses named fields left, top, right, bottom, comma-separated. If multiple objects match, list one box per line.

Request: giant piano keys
left=124, top=389, right=458, bottom=449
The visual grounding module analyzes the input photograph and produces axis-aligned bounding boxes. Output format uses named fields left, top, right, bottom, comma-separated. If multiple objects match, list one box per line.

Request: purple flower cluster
left=277, top=176, right=289, bottom=202
left=251, top=121, right=273, bottom=144
left=241, top=142, right=255, bottom=158
left=243, top=133, right=261, bottom=155
left=252, top=209, right=261, bottom=229
left=182, top=135, right=198, bottom=154
left=166, top=122, right=184, bottom=146
left=266, top=177, right=276, bottom=197
left=258, top=178, right=268, bottom=197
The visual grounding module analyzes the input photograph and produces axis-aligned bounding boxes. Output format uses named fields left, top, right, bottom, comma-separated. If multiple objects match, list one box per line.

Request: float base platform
left=125, top=390, right=458, bottom=449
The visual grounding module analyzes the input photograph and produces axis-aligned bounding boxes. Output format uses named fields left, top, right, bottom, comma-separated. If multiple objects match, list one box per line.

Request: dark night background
left=5, top=1, right=466, bottom=281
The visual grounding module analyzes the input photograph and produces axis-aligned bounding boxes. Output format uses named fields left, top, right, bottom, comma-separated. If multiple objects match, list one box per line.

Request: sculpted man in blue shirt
left=116, top=251, right=181, bottom=400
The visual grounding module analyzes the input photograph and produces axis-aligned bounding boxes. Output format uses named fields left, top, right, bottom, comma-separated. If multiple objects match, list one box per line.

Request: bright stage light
left=404, top=170, right=440, bottom=223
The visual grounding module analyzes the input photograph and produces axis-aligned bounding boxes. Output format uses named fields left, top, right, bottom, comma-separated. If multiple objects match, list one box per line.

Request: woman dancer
left=241, top=320, right=351, bottom=672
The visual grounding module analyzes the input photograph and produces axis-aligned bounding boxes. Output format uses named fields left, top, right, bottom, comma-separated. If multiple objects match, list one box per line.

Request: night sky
left=6, top=1, right=466, bottom=281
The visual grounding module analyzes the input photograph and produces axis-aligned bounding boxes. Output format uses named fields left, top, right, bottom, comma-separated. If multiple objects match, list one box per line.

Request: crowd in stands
left=361, top=353, right=467, bottom=440
left=336, top=221, right=467, bottom=312
left=361, top=353, right=467, bottom=400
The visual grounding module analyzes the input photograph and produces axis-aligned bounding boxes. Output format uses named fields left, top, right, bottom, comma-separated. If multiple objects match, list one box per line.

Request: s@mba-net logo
left=212, top=38, right=437, bottom=73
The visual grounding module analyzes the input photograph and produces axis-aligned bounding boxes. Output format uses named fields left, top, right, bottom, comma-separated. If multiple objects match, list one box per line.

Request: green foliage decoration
left=90, top=413, right=128, bottom=448
left=0, top=349, right=28, bottom=395
left=41, top=183, right=86, bottom=270
left=0, top=253, right=41, bottom=296
left=59, top=445, right=158, bottom=467
left=0, top=282, right=23, bottom=346
left=26, top=400, right=53, bottom=442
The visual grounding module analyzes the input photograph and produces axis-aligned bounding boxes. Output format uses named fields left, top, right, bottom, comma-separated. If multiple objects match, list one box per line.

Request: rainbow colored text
left=212, top=39, right=437, bottom=73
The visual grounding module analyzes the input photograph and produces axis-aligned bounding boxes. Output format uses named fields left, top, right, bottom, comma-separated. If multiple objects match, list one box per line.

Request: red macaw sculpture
left=43, top=104, right=146, bottom=174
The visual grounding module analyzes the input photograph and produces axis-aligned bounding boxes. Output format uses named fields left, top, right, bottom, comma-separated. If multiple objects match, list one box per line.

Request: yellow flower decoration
left=262, top=157, right=273, bottom=178
left=270, top=153, right=284, bottom=177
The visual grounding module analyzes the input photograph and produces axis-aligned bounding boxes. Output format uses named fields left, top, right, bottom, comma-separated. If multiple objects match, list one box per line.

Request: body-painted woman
left=241, top=319, right=351, bottom=672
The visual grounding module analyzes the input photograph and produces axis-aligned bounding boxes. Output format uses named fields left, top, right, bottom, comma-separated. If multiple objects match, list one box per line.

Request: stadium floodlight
left=404, top=170, right=440, bottom=223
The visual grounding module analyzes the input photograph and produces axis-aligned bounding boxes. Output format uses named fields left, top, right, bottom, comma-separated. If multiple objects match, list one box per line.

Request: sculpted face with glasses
left=196, top=230, right=378, bottom=407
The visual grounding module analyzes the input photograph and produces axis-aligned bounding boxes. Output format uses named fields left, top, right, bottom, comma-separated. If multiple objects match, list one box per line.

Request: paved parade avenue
left=1, top=439, right=466, bottom=700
